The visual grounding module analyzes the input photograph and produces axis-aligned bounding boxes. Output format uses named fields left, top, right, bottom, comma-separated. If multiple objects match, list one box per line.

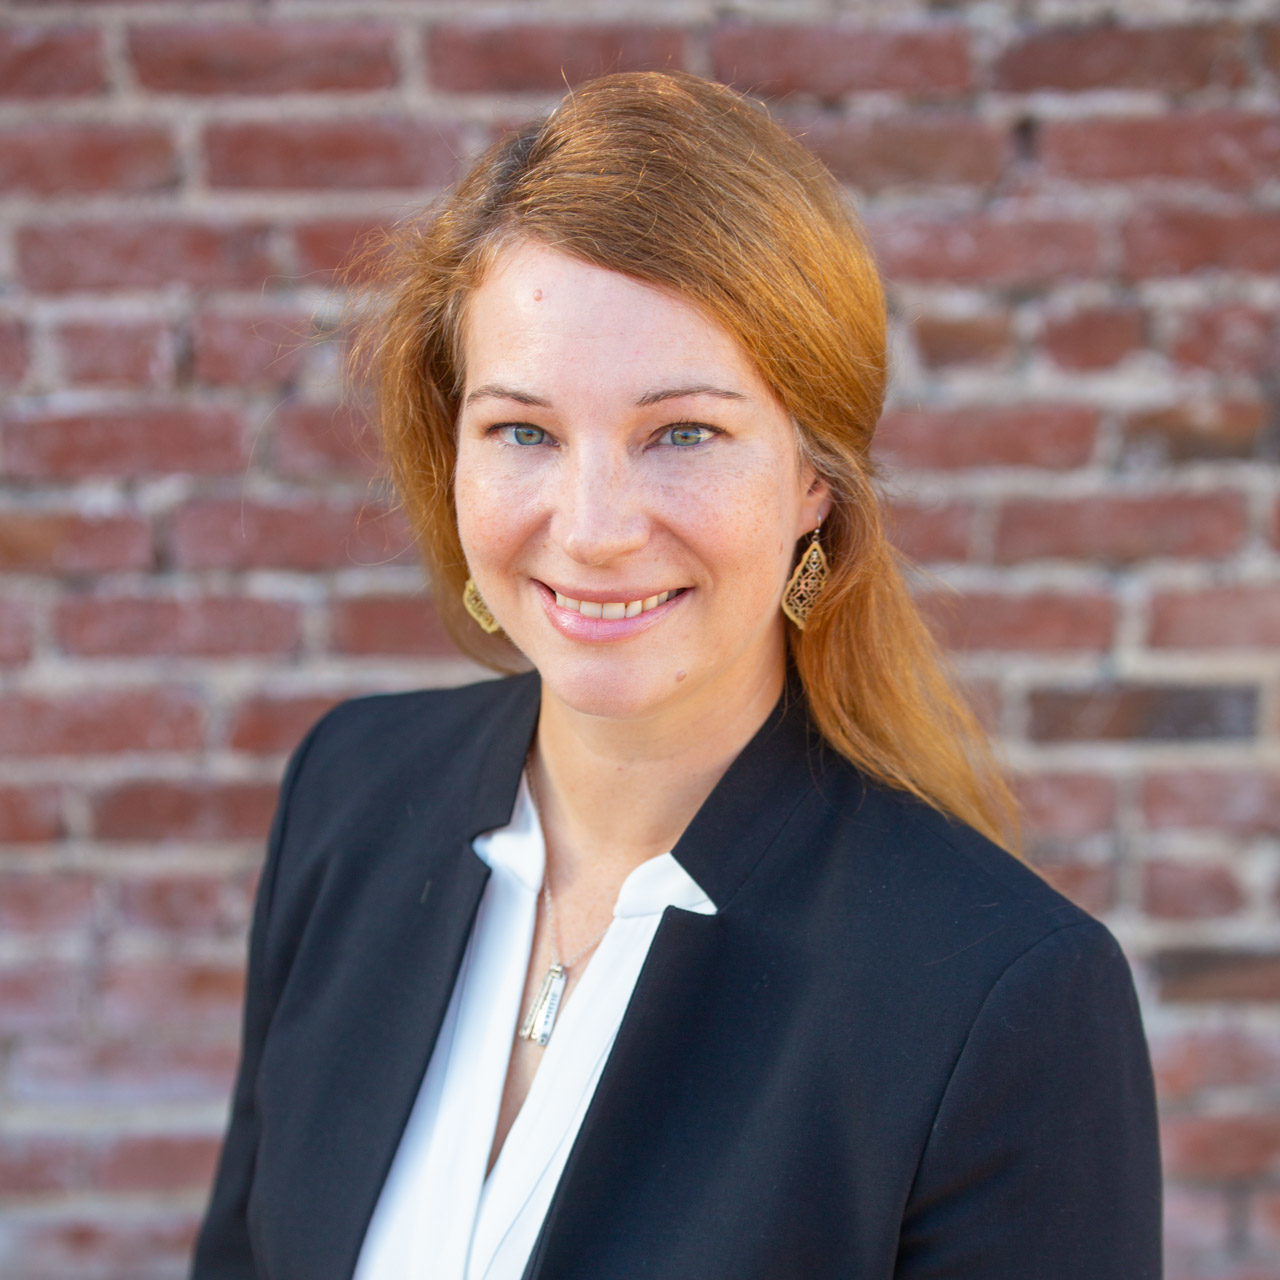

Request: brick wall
left=1, top=4, right=1277, bottom=1277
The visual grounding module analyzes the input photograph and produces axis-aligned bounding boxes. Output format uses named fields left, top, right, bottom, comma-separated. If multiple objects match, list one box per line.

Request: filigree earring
left=781, top=524, right=828, bottom=631
left=462, top=578, right=501, bottom=634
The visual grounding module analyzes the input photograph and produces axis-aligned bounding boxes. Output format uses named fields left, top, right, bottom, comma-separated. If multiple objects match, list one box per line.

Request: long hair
left=348, top=71, right=1020, bottom=853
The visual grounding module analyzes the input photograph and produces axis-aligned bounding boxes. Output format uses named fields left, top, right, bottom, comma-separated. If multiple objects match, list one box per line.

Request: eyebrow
left=463, top=382, right=747, bottom=409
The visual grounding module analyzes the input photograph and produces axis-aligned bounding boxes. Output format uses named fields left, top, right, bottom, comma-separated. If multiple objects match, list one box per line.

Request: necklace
left=518, top=770, right=612, bottom=1047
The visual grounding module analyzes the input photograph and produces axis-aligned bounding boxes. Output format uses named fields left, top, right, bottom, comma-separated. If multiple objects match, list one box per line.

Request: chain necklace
left=518, top=770, right=612, bottom=1047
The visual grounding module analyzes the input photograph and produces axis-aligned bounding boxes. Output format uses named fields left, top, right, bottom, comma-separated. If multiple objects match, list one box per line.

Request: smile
left=553, top=589, right=684, bottom=620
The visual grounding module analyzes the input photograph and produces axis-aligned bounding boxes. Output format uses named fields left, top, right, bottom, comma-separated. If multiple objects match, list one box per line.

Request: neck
left=529, top=660, right=785, bottom=893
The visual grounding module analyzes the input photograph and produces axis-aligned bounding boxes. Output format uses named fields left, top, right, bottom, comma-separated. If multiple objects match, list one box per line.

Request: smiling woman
left=191, top=73, right=1161, bottom=1280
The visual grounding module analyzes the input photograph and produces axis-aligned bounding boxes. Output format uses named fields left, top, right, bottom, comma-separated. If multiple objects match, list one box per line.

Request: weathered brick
left=793, top=115, right=1007, bottom=190
left=1014, top=773, right=1118, bottom=839
left=0, top=510, right=153, bottom=573
left=1162, top=1186, right=1232, bottom=1255
left=1170, top=306, right=1278, bottom=375
left=1042, top=307, right=1145, bottom=371
left=227, top=691, right=351, bottom=754
left=711, top=22, right=970, bottom=98
left=1143, top=859, right=1246, bottom=920
left=1123, top=398, right=1268, bottom=463
left=330, top=593, right=454, bottom=656
left=912, top=313, right=1012, bottom=368
left=920, top=589, right=1115, bottom=653
left=428, top=23, right=686, bottom=93
left=1149, top=586, right=1280, bottom=649
left=0, top=1212, right=199, bottom=1280
left=1144, top=771, right=1280, bottom=835
left=0, top=598, right=34, bottom=667
left=885, top=499, right=973, bottom=563
left=0, top=1134, right=82, bottom=1194
left=8, top=1041, right=237, bottom=1105
left=994, top=23, right=1246, bottom=92
left=167, top=497, right=413, bottom=571
left=1028, top=684, right=1257, bottom=742
left=1042, top=113, right=1280, bottom=191
left=0, top=785, right=63, bottom=843
left=117, top=873, right=248, bottom=935
left=1154, top=950, right=1280, bottom=1003
left=0, top=28, right=105, bottom=98
left=1124, top=209, right=1280, bottom=277
left=129, top=23, right=398, bottom=94
left=55, top=594, right=301, bottom=658
left=191, top=308, right=310, bottom=388
left=876, top=404, right=1099, bottom=470
left=0, top=688, right=203, bottom=757
left=871, top=215, right=1100, bottom=286
left=205, top=118, right=462, bottom=191
left=56, top=319, right=174, bottom=388
left=0, top=123, right=176, bottom=196
left=17, top=220, right=274, bottom=293
left=1162, top=1114, right=1280, bottom=1180
left=994, top=492, right=1246, bottom=564
left=91, top=781, right=276, bottom=843
left=0, top=873, right=94, bottom=934
left=88, top=1133, right=220, bottom=1193
left=1031, top=861, right=1116, bottom=917
left=268, top=400, right=380, bottom=478
left=1151, top=1028, right=1280, bottom=1102
left=2, top=406, right=247, bottom=479
left=0, top=964, right=82, bottom=1036
left=0, top=318, right=31, bottom=388
left=98, top=959, right=246, bottom=1035
left=292, top=217, right=394, bottom=281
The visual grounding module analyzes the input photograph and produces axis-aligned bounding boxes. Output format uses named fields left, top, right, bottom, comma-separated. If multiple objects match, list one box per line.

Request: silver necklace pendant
left=518, top=962, right=567, bottom=1046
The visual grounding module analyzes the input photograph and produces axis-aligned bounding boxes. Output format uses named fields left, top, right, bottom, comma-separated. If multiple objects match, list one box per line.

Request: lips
left=553, top=588, right=684, bottom=620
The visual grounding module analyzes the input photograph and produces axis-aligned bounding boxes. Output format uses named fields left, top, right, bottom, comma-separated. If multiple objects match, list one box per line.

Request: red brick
left=3, top=406, right=247, bottom=479
left=428, top=23, right=686, bottom=93
left=1028, top=684, right=1257, bottom=742
left=1143, top=771, right=1280, bottom=835
left=994, top=23, right=1246, bottom=92
left=330, top=593, right=455, bottom=656
left=191, top=308, right=309, bottom=388
left=870, top=215, right=1101, bottom=286
left=0, top=687, right=203, bottom=757
left=55, top=594, right=301, bottom=658
left=57, top=319, right=174, bottom=388
left=912, top=313, right=1012, bottom=368
left=921, top=590, right=1116, bottom=653
left=875, top=404, right=1099, bottom=470
left=0, top=598, right=34, bottom=667
left=1124, top=209, right=1280, bottom=277
left=0, top=510, right=152, bottom=572
left=99, top=958, right=246, bottom=1035
left=91, top=780, right=276, bottom=842
left=8, top=1040, right=237, bottom=1105
left=1171, top=306, right=1278, bottom=375
left=0, top=123, right=176, bottom=196
left=17, top=219, right=274, bottom=293
left=1162, top=1114, right=1280, bottom=1180
left=1143, top=859, right=1246, bottom=920
left=1151, top=1028, right=1280, bottom=1102
left=994, top=492, right=1246, bottom=564
left=885, top=499, right=973, bottom=563
left=1161, top=1186, right=1232, bottom=1254
left=1149, top=586, right=1280, bottom=649
left=711, top=23, right=970, bottom=98
left=228, top=691, right=351, bottom=754
left=205, top=118, right=461, bottom=191
left=0, top=1211, right=199, bottom=1278
left=0, top=1134, right=83, bottom=1194
left=1032, top=861, right=1116, bottom=917
left=1042, top=113, right=1280, bottom=190
left=0, top=873, right=94, bottom=934
left=117, top=873, right=246, bottom=934
left=1264, top=23, right=1280, bottom=76
left=129, top=22, right=397, bottom=94
left=1154, top=950, right=1280, bottom=1002
left=269, top=400, right=381, bottom=478
left=167, top=497, right=412, bottom=571
left=0, top=785, right=62, bottom=843
left=793, top=115, right=1007, bottom=190
left=89, top=1133, right=219, bottom=1193
left=0, top=318, right=30, bottom=388
left=1014, top=773, right=1118, bottom=839
left=0, top=963, right=82, bottom=1035
left=0, top=28, right=105, bottom=98
left=1042, top=307, right=1145, bottom=371
left=1123, top=398, right=1268, bottom=462
left=292, top=216, right=394, bottom=281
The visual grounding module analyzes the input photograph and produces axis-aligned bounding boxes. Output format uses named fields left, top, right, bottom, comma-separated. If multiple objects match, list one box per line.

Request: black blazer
left=192, top=672, right=1162, bottom=1279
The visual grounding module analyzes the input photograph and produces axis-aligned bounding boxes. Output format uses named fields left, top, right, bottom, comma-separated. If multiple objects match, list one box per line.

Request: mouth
left=552, top=588, right=686, bottom=620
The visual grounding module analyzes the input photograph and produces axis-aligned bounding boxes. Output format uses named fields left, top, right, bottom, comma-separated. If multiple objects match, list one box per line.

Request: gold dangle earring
left=462, top=578, right=501, bottom=634
left=781, top=522, right=828, bottom=631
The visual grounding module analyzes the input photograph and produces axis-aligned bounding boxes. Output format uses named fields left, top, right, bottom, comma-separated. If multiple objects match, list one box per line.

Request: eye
left=495, top=424, right=548, bottom=446
left=661, top=423, right=717, bottom=448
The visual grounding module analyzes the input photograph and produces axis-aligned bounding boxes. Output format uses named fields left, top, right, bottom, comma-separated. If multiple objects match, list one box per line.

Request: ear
left=797, top=468, right=833, bottom=538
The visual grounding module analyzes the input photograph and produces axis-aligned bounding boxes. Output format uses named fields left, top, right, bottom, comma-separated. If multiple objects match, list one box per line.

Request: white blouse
left=353, top=777, right=716, bottom=1280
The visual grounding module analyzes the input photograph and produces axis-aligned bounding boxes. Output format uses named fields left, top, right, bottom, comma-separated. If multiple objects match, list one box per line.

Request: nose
left=552, top=443, right=649, bottom=566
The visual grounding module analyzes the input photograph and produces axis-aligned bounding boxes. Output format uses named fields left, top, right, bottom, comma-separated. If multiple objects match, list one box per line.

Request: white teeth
left=554, top=589, right=681, bottom=618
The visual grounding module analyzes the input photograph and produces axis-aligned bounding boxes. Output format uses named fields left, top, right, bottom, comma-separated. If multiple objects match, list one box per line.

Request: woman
left=192, top=72, right=1161, bottom=1279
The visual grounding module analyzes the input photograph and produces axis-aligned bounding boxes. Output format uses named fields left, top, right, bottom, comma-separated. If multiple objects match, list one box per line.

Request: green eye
left=666, top=425, right=712, bottom=447
left=503, top=425, right=546, bottom=446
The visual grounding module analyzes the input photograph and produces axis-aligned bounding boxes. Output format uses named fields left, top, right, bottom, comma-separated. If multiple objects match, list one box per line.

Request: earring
left=781, top=524, right=828, bottom=631
left=462, top=578, right=501, bottom=634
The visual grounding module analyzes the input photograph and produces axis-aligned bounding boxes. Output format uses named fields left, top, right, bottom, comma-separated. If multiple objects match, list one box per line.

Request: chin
left=536, top=658, right=694, bottom=724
